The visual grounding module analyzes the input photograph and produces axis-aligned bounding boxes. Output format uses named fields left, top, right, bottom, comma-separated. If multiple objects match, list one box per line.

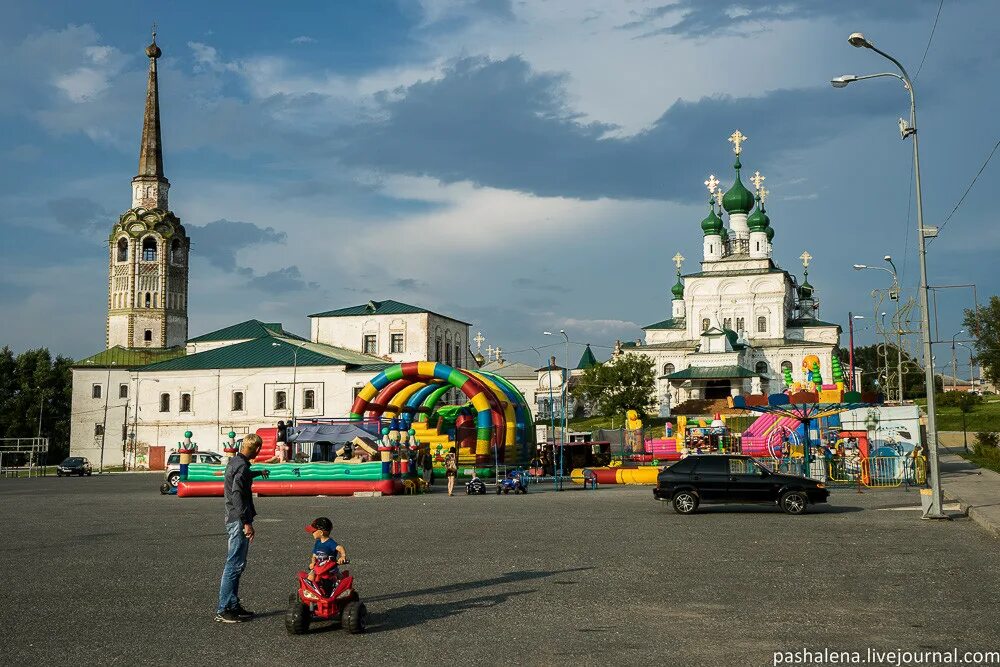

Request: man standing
left=215, top=433, right=268, bottom=623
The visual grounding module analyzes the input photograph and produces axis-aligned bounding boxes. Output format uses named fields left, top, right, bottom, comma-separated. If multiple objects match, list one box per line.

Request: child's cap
left=305, top=517, right=332, bottom=534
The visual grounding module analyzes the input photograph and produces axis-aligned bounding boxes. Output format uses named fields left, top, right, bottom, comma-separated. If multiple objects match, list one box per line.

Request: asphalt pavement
left=2, top=474, right=998, bottom=666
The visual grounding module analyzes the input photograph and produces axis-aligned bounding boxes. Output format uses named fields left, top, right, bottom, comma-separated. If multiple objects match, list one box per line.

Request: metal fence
left=0, top=438, right=50, bottom=478
left=752, top=455, right=926, bottom=488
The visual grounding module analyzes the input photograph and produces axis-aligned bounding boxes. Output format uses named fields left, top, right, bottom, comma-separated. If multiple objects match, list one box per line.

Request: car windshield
left=167, top=454, right=179, bottom=464
left=753, top=459, right=773, bottom=474
left=62, top=458, right=83, bottom=465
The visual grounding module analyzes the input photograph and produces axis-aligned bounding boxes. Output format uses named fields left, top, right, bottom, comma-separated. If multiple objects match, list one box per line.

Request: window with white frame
left=231, top=391, right=244, bottom=412
left=180, top=393, right=192, bottom=412
left=303, top=389, right=316, bottom=410
left=363, top=334, right=377, bottom=355
left=275, top=390, right=287, bottom=411
left=757, top=316, right=767, bottom=333
left=119, top=384, right=128, bottom=398
left=390, top=333, right=404, bottom=353
left=92, top=384, right=102, bottom=399
left=701, top=318, right=710, bottom=332
left=159, top=393, right=170, bottom=412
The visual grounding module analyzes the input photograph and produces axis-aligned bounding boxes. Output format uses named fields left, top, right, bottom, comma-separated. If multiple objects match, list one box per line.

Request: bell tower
left=106, top=30, right=189, bottom=349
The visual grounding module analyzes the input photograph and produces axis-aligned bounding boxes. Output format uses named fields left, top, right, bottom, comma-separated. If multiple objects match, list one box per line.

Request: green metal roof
left=642, top=318, right=685, bottom=330
left=665, top=365, right=761, bottom=380
left=576, top=344, right=599, bottom=370
left=138, top=336, right=385, bottom=372
left=309, top=299, right=471, bottom=325
left=74, top=346, right=186, bottom=369
left=188, top=319, right=305, bottom=343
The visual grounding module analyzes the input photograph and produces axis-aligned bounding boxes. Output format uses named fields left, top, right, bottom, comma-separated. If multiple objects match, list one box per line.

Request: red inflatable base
left=176, top=479, right=404, bottom=497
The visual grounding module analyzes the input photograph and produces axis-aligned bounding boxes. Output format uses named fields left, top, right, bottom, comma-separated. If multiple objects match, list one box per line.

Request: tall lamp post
left=833, top=31, right=946, bottom=519
left=950, top=330, right=965, bottom=392
left=543, top=330, right=570, bottom=488
left=848, top=313, right=864, bottom=390
left=272, top=341, right=308, bottom=428
left=957, top=342, right=976, bottom=393
left=854, top=255, right=904, bottom=402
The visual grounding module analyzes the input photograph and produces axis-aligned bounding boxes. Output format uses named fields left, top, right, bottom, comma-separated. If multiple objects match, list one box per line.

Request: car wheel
left=495, top=485, right=502, bottom=495
left=285, top=593, right=311, bottom=635
left=56, top=471, right=63, bottom=477
left=672, top=491, right=699, bottom=514
left=86, top=471, right=92, bottom=476
left=780, top=490, right=808, bottom=515
left=159, top=482, right=171, bottom=495
left=167, top=472, right=180, bottom=488
left=342, top=600, right=367, bottom=634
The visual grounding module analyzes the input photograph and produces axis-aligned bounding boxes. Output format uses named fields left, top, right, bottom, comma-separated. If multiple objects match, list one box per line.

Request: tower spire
left=132, top=27, right=169, bottom=209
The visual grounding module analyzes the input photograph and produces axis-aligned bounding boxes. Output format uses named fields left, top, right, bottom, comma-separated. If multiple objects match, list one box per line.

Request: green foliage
left=965, top=433, right=1000, bottom=474
left=974, top=431, right=999, bottom=452
left=837, top=345, right=942, bottom=398
left=0, top=346, right=74, bottom=461
left=937, top=391, right=982, bottom=411
left=570, top=353, right=656, bottom=419
left=964, top=296, right=1000, bottom=388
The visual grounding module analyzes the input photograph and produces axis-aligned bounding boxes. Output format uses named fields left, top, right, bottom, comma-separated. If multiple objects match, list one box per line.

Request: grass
left=961, top=447, right=1000, bottom=475
left=915, top=396, right=1000, bottom=432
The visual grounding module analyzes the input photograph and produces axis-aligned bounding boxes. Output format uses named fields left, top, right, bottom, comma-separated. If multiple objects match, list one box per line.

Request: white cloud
left=290, top=36, right=316, bottom=44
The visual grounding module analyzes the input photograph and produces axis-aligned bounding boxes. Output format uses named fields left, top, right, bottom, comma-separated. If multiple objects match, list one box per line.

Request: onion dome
left=747, top=195, right=770, bottom=232
left=722, top=156, right=755, bottom=215
left=798, top=269, right=814, bottom=299
left=765, top=221, right=774, bottom=242
left=700, top=200, right=723, bottom=236
left=671, top=272, right=684, bottom=299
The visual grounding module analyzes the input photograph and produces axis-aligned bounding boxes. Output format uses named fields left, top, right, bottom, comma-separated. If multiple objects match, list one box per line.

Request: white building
left=480, top=344, right=601, bottom=420
left=621, top=131, right=841, bottom=413
left=69, top=36, right=471, bottom=467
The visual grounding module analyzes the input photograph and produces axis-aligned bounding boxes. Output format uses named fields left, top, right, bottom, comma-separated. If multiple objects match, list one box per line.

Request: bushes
left=937, top=391, right=983, bottom=408
left=974, top=431, right=999, bottom=453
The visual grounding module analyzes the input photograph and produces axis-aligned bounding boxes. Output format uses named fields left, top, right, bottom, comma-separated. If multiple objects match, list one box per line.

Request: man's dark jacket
left=224, top=452, right=258, bottom=525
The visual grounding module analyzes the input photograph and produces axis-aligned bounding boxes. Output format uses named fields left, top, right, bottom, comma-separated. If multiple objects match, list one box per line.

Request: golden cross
left=728, top=130, right=747, bottom=155
left=759, top=186, right=769, bottom=205
left=714, top=189, right=724, bottom=208
left=704, top=174, right=720, bottom=194
left=750, top=170, right=765, bottom=191
left=486, top=345, right=495, bottom=359
left=672, top=252, right=685, bottom=270
left=800, top=250, right=812, bottom=268
left=473, top=331, right=485, bottom=351
left=494, top=346, right=503, bottom=361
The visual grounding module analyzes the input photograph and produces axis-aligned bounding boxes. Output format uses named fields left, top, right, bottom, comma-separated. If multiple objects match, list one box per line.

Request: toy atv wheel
left=342, top=600, right=367, bottom=634
left=159, top=482, right=171, bottom=495
left=495, top=485, right=502, bottom=495
left=285, top=593, right=311, bottom=635
left=780, top=490, right=808, bottom=515
left=672, top=491, right=699, bottom=514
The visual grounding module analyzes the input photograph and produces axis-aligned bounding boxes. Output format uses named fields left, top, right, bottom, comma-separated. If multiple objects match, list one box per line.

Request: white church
left=69, top=37, right=470, bottom=467
left=620, top=131, right=841, bottom=414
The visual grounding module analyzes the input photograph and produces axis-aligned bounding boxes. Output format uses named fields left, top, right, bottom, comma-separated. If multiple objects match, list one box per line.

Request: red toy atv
left=285, top=559, right=367, bottom=635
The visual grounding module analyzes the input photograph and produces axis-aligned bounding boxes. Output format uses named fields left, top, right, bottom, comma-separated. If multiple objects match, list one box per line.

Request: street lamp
left=957, top=342, right=977, bottom=393
left=543, top=330, right=570, bottom=488
left=951, top=330, right=965, bottom=392
left=834, top=32, right=946, bottom=519
left=272, top=341, right=309, bottom=428
left=848, top=314, right=865, bottom=391
left=854, top=256, right=904, bottom=402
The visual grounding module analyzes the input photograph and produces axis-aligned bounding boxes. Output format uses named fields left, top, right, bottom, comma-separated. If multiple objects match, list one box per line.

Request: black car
left=56, top=457, right=93, bottom=477
left=653, top=454, right=829, bottom=515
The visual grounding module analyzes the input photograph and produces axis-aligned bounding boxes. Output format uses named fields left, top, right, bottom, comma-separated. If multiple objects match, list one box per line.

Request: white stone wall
left=69, top=367, right=134, bottom=466
left=311, top=311, right=469, bottom=365
left=685, top=271, right=792, bottom=341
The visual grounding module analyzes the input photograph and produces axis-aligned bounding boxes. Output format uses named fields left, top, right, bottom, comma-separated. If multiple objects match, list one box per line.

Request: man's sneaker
left=231, top=604, right=255, bottom=620
left=214, top=609, right=245, bottom=623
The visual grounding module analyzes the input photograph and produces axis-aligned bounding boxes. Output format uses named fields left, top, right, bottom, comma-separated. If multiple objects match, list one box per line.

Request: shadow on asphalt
left=365, top=589, right=537, bottom=634
left=665, top=504, right=864, bottom=515
left=364, top=566, right=593, bottom=603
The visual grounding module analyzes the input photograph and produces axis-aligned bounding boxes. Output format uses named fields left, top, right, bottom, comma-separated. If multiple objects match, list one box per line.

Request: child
left=305, top=517, right=347, bottom=581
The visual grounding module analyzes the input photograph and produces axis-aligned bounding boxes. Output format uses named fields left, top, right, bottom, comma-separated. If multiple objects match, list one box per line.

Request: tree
left=836, top=345, right=941, bottom=398
left=0, top=346, right=74, bottom=462
left=964, top=296, right=1000, bottom=388
left=571, top=353, right=656, bottom=419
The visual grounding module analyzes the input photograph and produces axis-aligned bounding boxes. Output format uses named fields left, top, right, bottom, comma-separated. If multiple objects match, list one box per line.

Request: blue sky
left=1, top=0, right=996, bottom=376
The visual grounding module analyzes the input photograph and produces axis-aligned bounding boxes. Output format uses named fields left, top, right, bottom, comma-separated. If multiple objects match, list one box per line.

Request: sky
left=1, top=0, right=996, bottom=376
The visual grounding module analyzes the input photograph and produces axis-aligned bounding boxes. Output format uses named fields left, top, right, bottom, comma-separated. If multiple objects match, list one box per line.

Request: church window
left=180, top=393, right=192, bottom=412
left=780, top=361, right=793, bottom=375
left=94, top=423, right=105, bottom=436
left=755, top=361, right=768, bottom=375
left=159, top=393, right=170, bottom=412
left=144, top=329, right=152, bottom=342
left=145, top=293, right=151, bottom=308
left=303, top=389, right=316, bottom=410
left=701, top=318, right=710, bottom=332
left=119, top=384, right=128, bottom=399
left=455, top=343, right=462, bottom=366
left=724, top=318, right=732, bottom=330
left=363, top=334, right=377, bottom=355
left=275, top=391, right=287, bottom=411
left=170, top=239, right=182, bottom=264
left=663, top=363, right=675, bottom=376
left=117, top=238, right=128, bottom=262
left=153, top=293, right=158, bottom=308
left=232, top=391, right=244, bottom=412
left=390, top=333, right=404, bottom=353
left=92, top=384, right=102, bottom=399
left=435, top=338, right=442, bottom=360
left=757, top=316, right=767, bottom=333
left=737, top=317, right=745, bottom=332
left=142, top=238, right=157, bottom=261
left=445, top=343, right=452, bottom=365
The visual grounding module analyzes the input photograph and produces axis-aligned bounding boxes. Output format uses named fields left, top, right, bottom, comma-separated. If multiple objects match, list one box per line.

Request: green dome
left=798, top=270, right=814, bottom=299
left=722, top=157, right=755, bottom=215
left=700, top=203, right=723, bottom=236
left=747, top=205, right=768, bottom=232
left=671, top=274, right=684, bottom=299
left=765, top=223, right=774, bottom=242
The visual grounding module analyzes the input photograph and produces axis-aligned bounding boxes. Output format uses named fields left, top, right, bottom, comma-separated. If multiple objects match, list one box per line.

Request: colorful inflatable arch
left=349, top=362, right=534, bottom=466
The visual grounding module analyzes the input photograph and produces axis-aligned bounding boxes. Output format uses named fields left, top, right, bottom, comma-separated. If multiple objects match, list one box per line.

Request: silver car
left=165, top=451, right=223, bottom=488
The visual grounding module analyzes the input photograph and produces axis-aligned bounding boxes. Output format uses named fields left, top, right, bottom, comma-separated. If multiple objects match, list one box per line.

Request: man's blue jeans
left=216, top=520, right=250, bottom=614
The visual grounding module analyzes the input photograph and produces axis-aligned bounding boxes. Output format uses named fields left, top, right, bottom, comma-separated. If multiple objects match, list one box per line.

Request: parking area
left=2, top=475, right=998, bottom=666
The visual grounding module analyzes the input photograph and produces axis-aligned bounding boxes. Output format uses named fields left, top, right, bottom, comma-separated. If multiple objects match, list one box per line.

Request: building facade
left=621, top=131, right=841, bottom=414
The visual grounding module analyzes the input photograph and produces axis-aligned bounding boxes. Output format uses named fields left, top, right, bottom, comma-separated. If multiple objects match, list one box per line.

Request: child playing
left=304, top=517, right=347, bottom=581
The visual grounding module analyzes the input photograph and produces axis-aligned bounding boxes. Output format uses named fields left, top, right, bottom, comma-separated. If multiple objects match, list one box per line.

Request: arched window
left=755, top=361, right=768, bottom=375
left=663, top=363, right=675, bottom=376
left=701, top=318, right=710, bottom=332
left=117, top=238, right=128, bottom=262
left=159, top=393, right=170, bottom=412
left=275, top=391, right=287, bottom=411
left=780, top=361, right=793, bottom=375
left=170, top=238, right=182, bottom=264
left=757, top=316, right=767, bottom=333
left=142, top=237, right=157, bottom=261
left=144, top=329, right=152, bottom=342
left=180, top=393, right=192, bottom=412
left=736, top=317, right=745, bottom=332
left=232, top=391, right=244, bottom=412
left=144, top=293, right=151, bottom=308
left=303, top=389, right=315, bottom=410
left=723, top=317, right=732, bottom=330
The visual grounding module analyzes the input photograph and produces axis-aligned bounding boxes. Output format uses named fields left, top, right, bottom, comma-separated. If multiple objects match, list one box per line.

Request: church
left=620, top=130, right=841, bottom=414
left=68, top=36, right=470, bottom=466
